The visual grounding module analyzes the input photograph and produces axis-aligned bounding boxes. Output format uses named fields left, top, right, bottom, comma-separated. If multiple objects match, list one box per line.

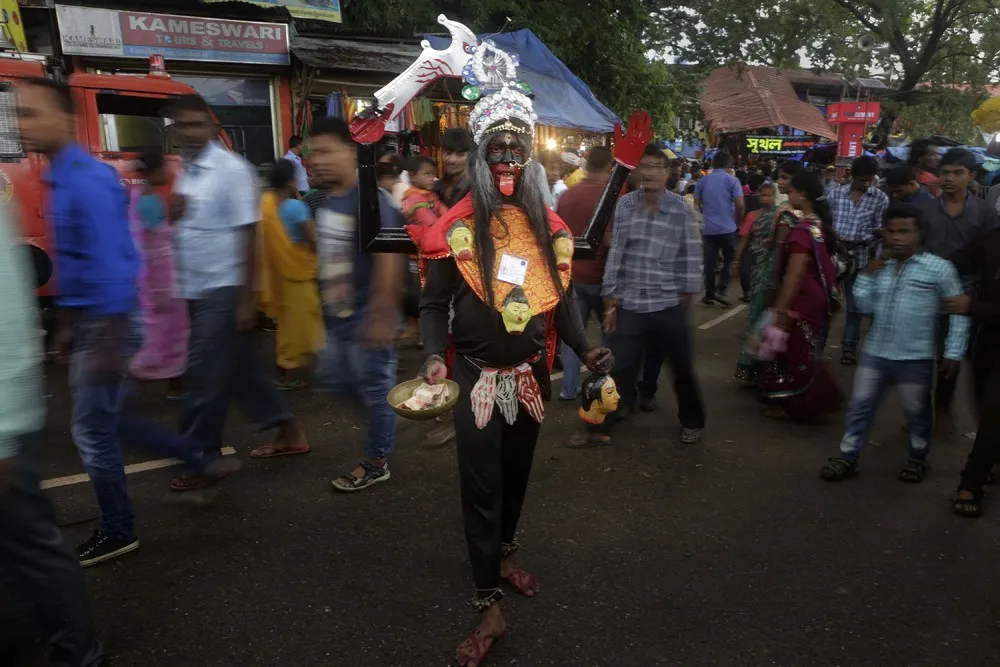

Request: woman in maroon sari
left=761, top=171, right=843, bottom=421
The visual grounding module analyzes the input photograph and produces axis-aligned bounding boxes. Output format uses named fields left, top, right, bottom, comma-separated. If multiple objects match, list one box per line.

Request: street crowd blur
left=2, top=78, right=1000, bottom=667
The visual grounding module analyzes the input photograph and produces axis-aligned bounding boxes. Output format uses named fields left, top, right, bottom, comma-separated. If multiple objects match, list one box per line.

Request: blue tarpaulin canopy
left=424, top=29, right=619, bottom=134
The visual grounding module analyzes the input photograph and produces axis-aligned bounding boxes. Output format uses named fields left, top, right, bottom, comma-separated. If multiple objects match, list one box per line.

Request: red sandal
left=455, top=628, right=507, bottom=667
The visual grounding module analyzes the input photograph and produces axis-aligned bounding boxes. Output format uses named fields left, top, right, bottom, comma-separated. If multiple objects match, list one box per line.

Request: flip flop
left=249, top=441, right=311, bottom=459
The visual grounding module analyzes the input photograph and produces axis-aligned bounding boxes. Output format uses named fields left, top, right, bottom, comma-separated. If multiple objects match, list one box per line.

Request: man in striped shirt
left=573, top=144, right=706, bottom=446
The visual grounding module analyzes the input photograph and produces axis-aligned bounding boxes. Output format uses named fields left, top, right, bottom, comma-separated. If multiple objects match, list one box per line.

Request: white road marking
left=698, top=305, right=747, bottom=330
left=41, top=447, right=237, bottom=490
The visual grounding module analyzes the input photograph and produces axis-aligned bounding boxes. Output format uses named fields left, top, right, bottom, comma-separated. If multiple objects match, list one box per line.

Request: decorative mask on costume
left=447, top=221, right=475, bottom=260
left=501, top=287, right=532, bottom=334
left=463, top=39, right=538, bottom=197
left=485, top=125, right=532, bottom=197
left=552, top=230, right=574, bottom=271
left=578, top=374, right=620, bottom=424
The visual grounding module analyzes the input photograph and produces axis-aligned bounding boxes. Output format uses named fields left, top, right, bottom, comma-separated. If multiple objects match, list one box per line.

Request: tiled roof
left=699, top=66, right=838, bottom=140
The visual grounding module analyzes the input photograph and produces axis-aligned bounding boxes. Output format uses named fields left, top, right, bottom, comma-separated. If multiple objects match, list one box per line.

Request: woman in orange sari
left=257, top=159, right=325, bottom=390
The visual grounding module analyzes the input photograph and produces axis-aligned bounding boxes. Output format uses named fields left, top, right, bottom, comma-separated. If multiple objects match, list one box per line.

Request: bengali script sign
left=745, top=136, right=814, bottom=156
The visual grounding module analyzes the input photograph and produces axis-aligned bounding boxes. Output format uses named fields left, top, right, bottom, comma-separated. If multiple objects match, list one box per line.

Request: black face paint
left=486, top=132, right=530, bottom=167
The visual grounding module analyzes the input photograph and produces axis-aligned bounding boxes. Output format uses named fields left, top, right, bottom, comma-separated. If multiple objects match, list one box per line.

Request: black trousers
left=597, top=305, right=706, bottom=432
left=452, top=355, right=541, bottom=596
left=935, top=314, right=969, bottom=409
left=960, top=329, right=1000, bottom=489
left=0, top=432, right=104, bottom=667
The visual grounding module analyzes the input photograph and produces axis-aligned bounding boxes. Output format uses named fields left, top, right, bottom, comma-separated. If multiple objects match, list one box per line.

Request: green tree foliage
left=674, top=0, right=1000, bottom=139
left=892, top=87, right=989, bottom=144
left=339, top=0, right=682, bottom=135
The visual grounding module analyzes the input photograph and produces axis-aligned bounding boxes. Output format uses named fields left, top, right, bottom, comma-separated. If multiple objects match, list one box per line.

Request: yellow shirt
left=563, top=168, right=586, bottom=188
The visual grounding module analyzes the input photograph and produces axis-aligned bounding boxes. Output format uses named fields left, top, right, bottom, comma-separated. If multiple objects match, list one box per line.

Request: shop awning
left=291, top=37, right=422, bottom=74
left=424, top=29, right=619, bottom=134
left=699, top=66, right=837, bottom=140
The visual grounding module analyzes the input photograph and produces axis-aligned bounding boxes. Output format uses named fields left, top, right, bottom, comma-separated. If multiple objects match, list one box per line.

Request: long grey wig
left=469, top=129, right=566, bottom=309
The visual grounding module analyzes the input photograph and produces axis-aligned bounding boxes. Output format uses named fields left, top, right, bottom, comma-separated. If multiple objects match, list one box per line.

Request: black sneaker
left=77, top=531, right=139, bottom=567
left=701, top=296, right=716, bottom=306
left=714, top=295, right=732, bottom=307
left=331, top=460, right=391, bottom=493
left=639, top=396, right=658, bottom=412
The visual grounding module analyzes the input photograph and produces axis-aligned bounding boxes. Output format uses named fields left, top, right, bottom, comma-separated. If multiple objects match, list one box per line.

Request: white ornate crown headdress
left=461, top=39, right=537, bottom=145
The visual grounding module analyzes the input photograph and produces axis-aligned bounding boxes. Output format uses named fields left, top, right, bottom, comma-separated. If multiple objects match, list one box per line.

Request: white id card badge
left=497, top=253, right=528, bottom=286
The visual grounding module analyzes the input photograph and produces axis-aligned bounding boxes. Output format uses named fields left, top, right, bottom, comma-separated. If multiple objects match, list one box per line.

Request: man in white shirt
left=284, top=135, right=309, bottom=194
left=170, top=95, right=308, bottom=490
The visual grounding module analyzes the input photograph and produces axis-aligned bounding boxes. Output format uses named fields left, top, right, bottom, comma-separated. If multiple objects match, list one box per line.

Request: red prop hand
left=613, top=111, right=654, bottom=170
left=349, top=102, right=396, bottom=145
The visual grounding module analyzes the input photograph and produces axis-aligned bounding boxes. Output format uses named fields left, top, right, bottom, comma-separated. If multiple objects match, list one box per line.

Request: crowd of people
left=2, top=69, right=1000, bottom=667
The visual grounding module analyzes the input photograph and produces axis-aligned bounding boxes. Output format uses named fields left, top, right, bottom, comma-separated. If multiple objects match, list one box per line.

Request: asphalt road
left=3, top=301, right=999, bottom=667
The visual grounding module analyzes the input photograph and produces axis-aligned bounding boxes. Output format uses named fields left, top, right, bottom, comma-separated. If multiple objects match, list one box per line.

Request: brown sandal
left=249, top=441, right=311, bottom=458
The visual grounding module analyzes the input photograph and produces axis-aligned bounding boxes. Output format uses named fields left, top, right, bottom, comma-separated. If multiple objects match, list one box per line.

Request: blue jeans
left=317, top=317, right=398, bottom=459
left=70, top=314, right=210, bottom=542
left=841, top=269, right=864, bottom=351
left=69, top=314, right=141, bottom=542
left=181, top=287, right=292, bottom=455
left=839, top=354, right=935, bottom=461
left=559, top=283, right=609, bottom=400
left=703, top=232, right=737, bottom=299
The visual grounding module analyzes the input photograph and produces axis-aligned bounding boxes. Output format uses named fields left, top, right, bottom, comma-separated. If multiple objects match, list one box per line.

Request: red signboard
left=837, top=122, right=867, bottom=158
left=826, top=101, right=881, bottom=125
left=120, top=11, right=288, bottom=58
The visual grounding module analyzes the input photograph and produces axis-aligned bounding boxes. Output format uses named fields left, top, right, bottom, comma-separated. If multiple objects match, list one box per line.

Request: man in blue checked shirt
left=821, top=203, right=969, bottom=484
left=828, top=156, right=889, bottom=366
left=571, top=145, right=706, bottom=447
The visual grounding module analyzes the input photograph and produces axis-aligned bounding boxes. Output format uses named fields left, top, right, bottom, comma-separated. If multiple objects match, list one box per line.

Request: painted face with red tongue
left=486, top=131, right=529, bottom=197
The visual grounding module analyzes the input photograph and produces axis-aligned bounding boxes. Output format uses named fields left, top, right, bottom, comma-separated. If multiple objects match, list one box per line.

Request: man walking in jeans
left=169, top=95, right=308, bottom=483
left=829, top=156, right=889, bottom=366
left=695, top=151, right=744, bottom=306
left=820, top=205, right=968, bottom=483
left=308, top=118, right=405, bottom=492
left=570, top=145, right=706, bottom=447
left=556, top=146, right=615, bottom=400
left=0, top=209, right=106, bottom=666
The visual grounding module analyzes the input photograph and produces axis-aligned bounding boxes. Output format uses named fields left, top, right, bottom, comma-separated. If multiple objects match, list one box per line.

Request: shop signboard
left=745, top=135, right=814, bottom=156
left=826, top=101, right=880, bottom=159
left=55, top=5, right=290, bottom=65
left=203, top=0, right=341, bottom=23
left=826, top=101, right=881, bottom=124
left=837, top=123, right=866, bottom=158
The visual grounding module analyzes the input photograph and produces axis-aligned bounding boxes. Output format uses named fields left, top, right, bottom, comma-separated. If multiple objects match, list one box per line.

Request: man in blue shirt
left=308, top=117, right=406, bottom=492
left=821, top=204, right=968, bottom=484
left=283, top=134, right=310, bottom=194
left=19, top=77, right=146, bottom=568
left=886, top=165, right=934, bottom=206
left=695, top=151, right=744, bottom=306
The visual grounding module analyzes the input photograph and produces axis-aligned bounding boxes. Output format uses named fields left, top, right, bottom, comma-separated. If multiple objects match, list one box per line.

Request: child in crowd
left=401, top=155, right=447, bottom=240
left=401, top=155, right=447, bottom=346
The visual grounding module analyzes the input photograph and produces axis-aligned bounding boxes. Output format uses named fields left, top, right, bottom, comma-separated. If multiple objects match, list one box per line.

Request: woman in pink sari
left=760, top=170, right=843, bottom=421
left=129, top=151, right=188, bottom=397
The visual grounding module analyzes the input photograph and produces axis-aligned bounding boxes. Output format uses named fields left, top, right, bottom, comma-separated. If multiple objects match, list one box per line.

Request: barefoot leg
left=456, top=604, right=507, bottom=667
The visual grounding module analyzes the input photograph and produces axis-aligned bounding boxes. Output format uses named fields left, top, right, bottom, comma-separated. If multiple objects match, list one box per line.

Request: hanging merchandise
left=326, top=92, right=344, bottom=119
